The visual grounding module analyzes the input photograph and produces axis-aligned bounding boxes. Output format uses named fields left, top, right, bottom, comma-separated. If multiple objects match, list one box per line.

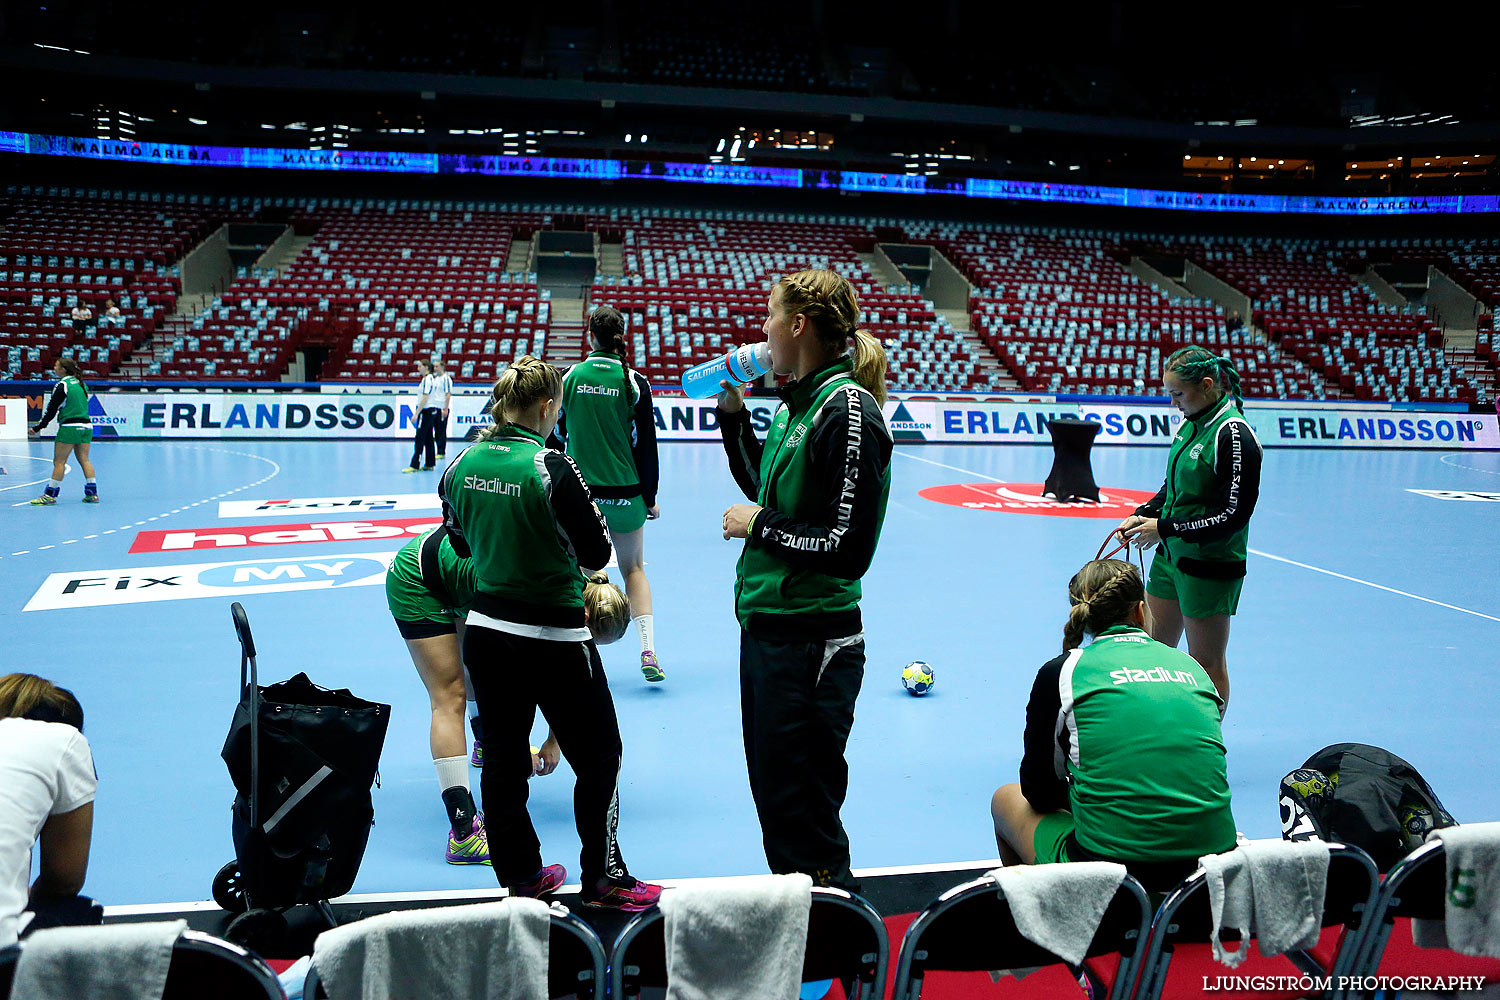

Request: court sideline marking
left=895, top=449, right=1500, bottom=625
left=4, top=446, right=282, bottom=559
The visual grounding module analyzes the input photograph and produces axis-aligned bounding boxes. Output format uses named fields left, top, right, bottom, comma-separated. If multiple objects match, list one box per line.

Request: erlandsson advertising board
left=36, top=390, right=1500, bottom=449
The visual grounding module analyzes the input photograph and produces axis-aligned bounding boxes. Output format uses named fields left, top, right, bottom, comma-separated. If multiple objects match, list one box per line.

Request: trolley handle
left=231, top=601, right=257, bottom=660
left=231, top=601, right=262, bottom=834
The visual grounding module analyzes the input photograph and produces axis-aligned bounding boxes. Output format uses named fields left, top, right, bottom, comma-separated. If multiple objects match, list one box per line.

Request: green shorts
left=1147, top=551, right=1243, bottom=619
left=385, top=545, right=463, bottom=627
left=597, top=494, right=648, bottom=534
left=56, top=424, right=93, bottom=445
left=1032, top=812, right=1077, bottom=865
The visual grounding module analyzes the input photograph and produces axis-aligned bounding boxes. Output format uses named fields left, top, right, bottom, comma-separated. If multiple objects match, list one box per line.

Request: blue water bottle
left=679, top=342, right=772, bottom=398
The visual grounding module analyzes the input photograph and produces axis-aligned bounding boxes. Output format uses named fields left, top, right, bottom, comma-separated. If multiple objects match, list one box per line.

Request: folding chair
left=1345, top=839, right=1454, bottom=986
left=888, top=871, right=1152, bottom=1000
left=0, top=928, right=282, bottom=1000
left=1133, top=843, right=1379, bottom=1000
left=609, top=885, right=887, bottom=999
left=303, top=901, right=606, bottom=999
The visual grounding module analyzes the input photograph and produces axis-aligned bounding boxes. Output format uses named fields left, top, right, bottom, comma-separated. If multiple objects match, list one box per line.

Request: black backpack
left=1279, top=743, right=1456, bottom=872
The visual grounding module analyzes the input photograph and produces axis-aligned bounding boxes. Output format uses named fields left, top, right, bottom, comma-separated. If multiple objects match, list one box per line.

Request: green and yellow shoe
left=445, top=814, right=492, bottom=865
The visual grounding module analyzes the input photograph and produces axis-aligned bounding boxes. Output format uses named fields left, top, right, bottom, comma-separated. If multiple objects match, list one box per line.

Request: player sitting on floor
left=990, top=558, right=1236, bottom=891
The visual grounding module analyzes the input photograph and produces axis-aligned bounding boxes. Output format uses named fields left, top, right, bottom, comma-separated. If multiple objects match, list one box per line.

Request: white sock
left=434, top=755, right=469, bottom=793
left=634, top=614, right=655, bottom=654
left=48, top=479, right=62, bottom=490
left=86, top=477, right=97, bottom=485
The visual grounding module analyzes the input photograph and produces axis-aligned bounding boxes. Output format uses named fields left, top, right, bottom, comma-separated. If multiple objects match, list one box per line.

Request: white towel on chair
left=312, top=897, right=551, bottom=1000
left=659, top=872, right=812, bottom=1000
left=12, top=919, right=185, bottom=1000
left=1412, top=822, right=1500, bottom=957
left=1200, top=839, right=1329, bottom=967
left=987, top=862, right=1128, bottom=968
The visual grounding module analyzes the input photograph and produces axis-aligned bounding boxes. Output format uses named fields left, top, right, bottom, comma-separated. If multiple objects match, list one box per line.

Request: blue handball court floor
left=1, top=437, right=1497, bottom=909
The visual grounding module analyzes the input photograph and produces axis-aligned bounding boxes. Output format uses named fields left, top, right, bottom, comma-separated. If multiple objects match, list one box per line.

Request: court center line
left=1247, top=549, right=1500, bottom=624
left=895, top=449, right=1010, bottom=483
left=898, top=448, right=1499, bottom=625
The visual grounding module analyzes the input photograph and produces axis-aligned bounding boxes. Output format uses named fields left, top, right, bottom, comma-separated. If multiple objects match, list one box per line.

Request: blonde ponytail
left=583, top=571, right=630, bottom=644
left=775, top=269, right=888, bottom=405
left=851, top=328, right=888, bottom=406
left=480, top=355, right=561, bottom=439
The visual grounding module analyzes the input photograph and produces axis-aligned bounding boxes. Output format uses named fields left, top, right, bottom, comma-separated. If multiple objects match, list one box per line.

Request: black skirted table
left=1043, top=416, right=1102, bottom=502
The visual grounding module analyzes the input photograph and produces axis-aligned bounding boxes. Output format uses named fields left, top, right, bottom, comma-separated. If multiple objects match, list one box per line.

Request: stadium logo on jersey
left=23, top=551, right=397, bottom=611
left=218, top=494, right=440, bottom=518
left=917, top=482, right=1159, bottom=519
left=130, top=517, right=443, bottom=553
left=1406, top=489, right=1500, bottom=503
left=463, top=475, right=522, bottom=496
left=1108, top=666, right=1200, bottom=687
left=887, top=402, right=931, bottom=443
left=577, top=384, right=620, bottom=397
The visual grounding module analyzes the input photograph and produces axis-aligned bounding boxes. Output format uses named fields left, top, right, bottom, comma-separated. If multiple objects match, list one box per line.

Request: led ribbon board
left=4, top=131, right=1498, bottom=214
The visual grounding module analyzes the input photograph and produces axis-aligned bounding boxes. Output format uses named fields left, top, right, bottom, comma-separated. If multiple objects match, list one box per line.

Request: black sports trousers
left=409, top=407, right=441, bottom=469
left=739, top=629, right=866, bottom=890
left=433, top=410, right=449, bottom=457
left=463, top=626, right=631, bottom=888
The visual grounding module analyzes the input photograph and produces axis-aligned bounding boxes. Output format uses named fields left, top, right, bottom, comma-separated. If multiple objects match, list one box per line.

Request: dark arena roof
left=4, top=0, right=1500, bottom=199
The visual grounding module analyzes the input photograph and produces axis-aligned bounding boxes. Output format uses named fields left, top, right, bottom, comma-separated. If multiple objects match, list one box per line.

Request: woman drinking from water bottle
left=716, top=269, right=892, bottom=891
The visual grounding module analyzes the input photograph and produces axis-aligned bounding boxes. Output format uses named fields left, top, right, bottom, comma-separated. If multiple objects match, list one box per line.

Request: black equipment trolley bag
left=212, top=601, right=390, bottom=951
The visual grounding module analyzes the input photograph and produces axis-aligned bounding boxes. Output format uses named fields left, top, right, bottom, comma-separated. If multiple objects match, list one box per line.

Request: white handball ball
left=900, top=660, right=935, bottom=696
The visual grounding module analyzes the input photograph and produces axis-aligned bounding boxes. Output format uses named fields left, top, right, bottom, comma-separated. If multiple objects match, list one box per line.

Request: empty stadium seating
left=0, top=190, right=204, bottom=378
left=909, top=223, right=1327, bottom=398
left=1142, top=235, right=1479, bottom=403
left=2, top=186, right=1493, bottom=405
left=593, top=215, right=995, bottom=393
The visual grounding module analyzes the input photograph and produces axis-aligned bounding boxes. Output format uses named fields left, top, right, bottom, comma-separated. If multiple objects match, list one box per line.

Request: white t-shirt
left=427, top=372, right=452, bottom=410
left=0, top=718, right=97, bottom=947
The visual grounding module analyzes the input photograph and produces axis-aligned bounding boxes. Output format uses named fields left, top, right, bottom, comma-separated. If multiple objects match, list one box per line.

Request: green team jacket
left=1021, top=624, right=1237, bottom=863
left=558, top=351, right=660, bottom=507
left=439, top=425, right=612, bottom=634
left=1137, top=394, right=1264, bottom=579
left=719, top=357, right=893, bottom=640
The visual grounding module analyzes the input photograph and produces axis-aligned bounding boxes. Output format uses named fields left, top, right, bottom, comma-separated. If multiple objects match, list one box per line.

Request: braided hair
left=479, top=355, right=561, bottom=439
left=1063, top=559, right=1147, bottom=651
left=774, top=269, right=888, bottom=405
left=1165, top=346, right=1243, bottom=413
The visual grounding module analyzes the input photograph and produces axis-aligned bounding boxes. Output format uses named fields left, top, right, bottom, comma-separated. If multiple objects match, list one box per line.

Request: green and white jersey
left=439, top=425, right=612, bottom=639
left=558, top=351, right=659, bottom=507
left=35, top=376, right=90, bottom=430
left=1020, top=625, right=1236, bottom=863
